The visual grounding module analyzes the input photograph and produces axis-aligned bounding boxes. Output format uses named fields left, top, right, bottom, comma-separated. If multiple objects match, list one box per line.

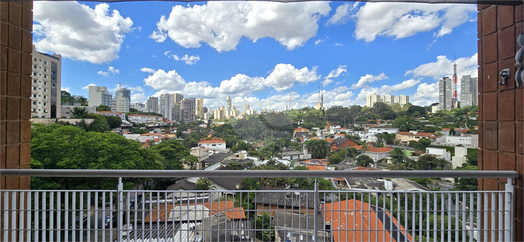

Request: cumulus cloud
left=62, top=87, right=70, bottom=92
left=327, top=2, right=358, bottom=25
left=98, top=66, right=120, bottom=76
left=150, top=2, right=331, bottom=51
left=405, top=53, right=478, bottom=79
left=323, top=65, right=347, bottom=85
left=142, top=69, right=187, bottom=91
left=33, top=1, right=133, bottom=63
left=411, top=82, right=439, bottom=106
left=173, top=54, right=200, bottom=65
left=97, top=71, right=109, bottom=77
left=334, top=43, right=343, bottom=46
left=140, top=67, right=155, bottom=73
left=350, top=73, right=388, bottom=89
left=264, top=64, right=320, bottom=91
left=82, top=83, right=96, bottom=90
left=131, top=92, right=146, bottom=103
left=354, top=3, right=476, bottom=42
left=315, top=36, right=329, bottom=45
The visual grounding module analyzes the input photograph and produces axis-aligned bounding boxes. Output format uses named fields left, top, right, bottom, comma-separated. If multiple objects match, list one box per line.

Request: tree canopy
left=305, top=139, right=329, bottom=159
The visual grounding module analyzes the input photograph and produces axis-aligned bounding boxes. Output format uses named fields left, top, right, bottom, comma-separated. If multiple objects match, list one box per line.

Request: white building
left=439, top=77, right=453, bottom=110
left=366, top=94, right=382, bottom=108
left=460, top=75, right=478, bottom=107
left=97, top=111, right=126, bottom=120
left=127, top=114, right=163, bottom=124
left=367, top=126, right=399, bottom=135
left=31, top=45, right=61, bottom=118
left=159, top=93, right=173, bottom=120
left=88, top=86, right=112, bottom=108
left=394, top=94, right=409, bottom=106
left=131, top=102, right=146, bottom=112
left=146, top=97, right=159, bottom=113
left=196, top=98, right=204, bottom=119
left=362, top=147, right=393, bottom=162
left=112, top=92, right=130, bottom=113
left=60, top=104, right=96, bottom=118
left=431, top=104, right=441, bottom=113
left=451, top=147, right=469, bottom=169
left=446, top=136, right=473, bottom=147
left=426, top=147, right=451, bottom=161
left=382, top=94, right=394, bottom=105
left=198, top=139, right=226, bottom=150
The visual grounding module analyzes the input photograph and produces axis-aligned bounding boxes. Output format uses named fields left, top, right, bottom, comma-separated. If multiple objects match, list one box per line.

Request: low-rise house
left=329, top=138, right=359, bottom=151
left=323, top=200, right=414, bottom=242
left=128, top=114, right=163, bottom=124
left=138, top=133, right=162, bottom=143
left=330, top=127, right=353, bottom=134
left=326, top=123, right=341, bottom=133
left=190, top=147, right=210, bottom=162
left=198, top=137, right=226, bottom=150
left=395, top=131, right=438, bottom=146
left=275, top=226, right=329, bottom=242
left=96, top=110, right=126, bottom=120
left=198, top=152, right=234, bottom=169
left=279, top=148, right=311, bottom=161
left=361, top=146, right=394, bottom=162
left=293, top=127, right=310, bottom=140
left=252, top=192, right=317, bottom=216
left=426, top=147, right=451, bottom=161
left=367, top=126, right=399, bottom=135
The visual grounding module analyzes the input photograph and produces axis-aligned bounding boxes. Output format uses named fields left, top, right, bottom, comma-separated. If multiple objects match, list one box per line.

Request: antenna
left=116, top=81, right=122, bottom=90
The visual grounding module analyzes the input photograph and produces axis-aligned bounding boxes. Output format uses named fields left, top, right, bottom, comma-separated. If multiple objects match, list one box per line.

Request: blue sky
left=32, top=1, right=479, bottom=111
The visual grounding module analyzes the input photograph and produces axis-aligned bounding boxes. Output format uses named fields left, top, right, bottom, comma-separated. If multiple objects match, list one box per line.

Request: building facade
left=88, top=86, right=112, bottom=108
left=394, top=94, right=409, bottom=106
left=146, top=96, right=159, bottom=113
left=439, top=77, right=453, bottom=110
left=60, top=104, right=96, bottom=118
left=196, top=98, right=204, bottom=119
left=180, top=98, right=196, bottom=123
left=159, top=93, right=173, bottom=120
left=366, top=94, right=381, bottom=108
left=226, top=96, right=232, bottom=111
left=31, top=45, right=61, bottom=118
left=460, top=75, right=479, bottom=107
left=382, top=94, right=394, bottom=105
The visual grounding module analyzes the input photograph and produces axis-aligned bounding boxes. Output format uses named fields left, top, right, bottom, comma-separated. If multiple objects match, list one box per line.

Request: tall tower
left=226, top=96, right=232, bottom=111
left=452, top=60, right=458, bottom=109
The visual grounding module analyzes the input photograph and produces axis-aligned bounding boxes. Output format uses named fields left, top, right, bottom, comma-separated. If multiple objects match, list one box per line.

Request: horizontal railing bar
left=0, top=169, right=519, bottom=178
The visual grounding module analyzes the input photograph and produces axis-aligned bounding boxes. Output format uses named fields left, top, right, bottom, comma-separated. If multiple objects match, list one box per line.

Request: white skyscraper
left=197, top=98, right=204, bottom=118
left=146, top=97, right=158, bottom=113
left=394, top=94, right=409, bottom=106
left=439, top=77, right=453, bottom=110
left=226, top=96, right=232, bottom=111
left=159, top=94, right=173, bottom=120
left=31, top=45, right=62, bottom=118
left=382, top=94, right=394, bottom=105
left=112, top=92, right=130, bottom=113
left=244, top=103, right=250, bottom=114
left=460, top=75, right=479, bottom=107
left=366, top=94, right=382, bottom=108
left=88, top=86, right=112, bottom=107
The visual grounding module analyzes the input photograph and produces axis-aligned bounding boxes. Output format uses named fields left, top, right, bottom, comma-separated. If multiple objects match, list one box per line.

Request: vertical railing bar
left=11, top=191, right=16, bottom=242
left=441, top=192, right=444, bottom=242
left=447, top=193, right=451, bottom=242
left=461, top=192, right=466, bottom=242
left=353, top=193, right=356, bottom=242
left=35, top=192, right=40, bottom=242
left=426, top=192, right=429, bottom=242
left=42, top=191, right=46, bottom=242
left=94, top=192, right=98, bottom=242
left=314, top=178, right=318, bottom=242
left=87, top=191, right=91, bottom=242
left=141, top=191, right=144, bottom=242
left=455, top=193, right=458, bottom=242
left=117, top=178, right=123, bottom=242
left=468, top=192, right=473, bottom=242
left=412, top=192, right=416, bottom=242
left=397, top=191, right=401, bottom=242
left=490, top=193, right=495, bottom=242
left=126, top=192, right=130, bottom=240
left=134, top=191, right=138, bottom=242
left=404, top=192, right=408, bottom=242
left=382, top=192, right=386, bottom=242
left=64, top=192, right=68, bottom=242
left=50, top=191, right=54, bottom=242
left=72, top=191, right=76, bottom=242
left=26, top=191, right=31, bottom=242
left=19, top=192, right=24, bottom=242
left=2, top=191, right=6, bottom=242
left=149, top=191, right=152, bottom=242
left=433, top=192, right=437, bottom=242
left=498, top=191, right=503, bottom=242
left=109, top=190, right=113, bottom=242
left=102, top=191, right=106, bottom=242
left=57, top=192, right=61, bottom=242
left=483, top=192, right=488, bottom=242
left=390, top=191, right=393, bottom=242
left=79, top=191, right=83, bottom=242
left=504, top=178, right=514, bottom=242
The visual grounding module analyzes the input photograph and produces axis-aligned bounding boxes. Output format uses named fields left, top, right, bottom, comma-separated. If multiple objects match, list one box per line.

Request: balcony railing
left=0, top=169, right=518, bottom=242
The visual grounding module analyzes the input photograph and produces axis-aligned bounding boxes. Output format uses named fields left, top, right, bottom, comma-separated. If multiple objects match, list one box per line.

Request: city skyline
left=33, top=1, right=478, bottom=111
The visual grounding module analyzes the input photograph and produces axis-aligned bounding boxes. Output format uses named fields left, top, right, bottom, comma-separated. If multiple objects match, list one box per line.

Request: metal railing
left=0, top=169, right=518, bottom=242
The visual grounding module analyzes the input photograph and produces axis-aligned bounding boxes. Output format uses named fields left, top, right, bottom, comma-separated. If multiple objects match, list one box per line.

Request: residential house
left=97, top=110, right=126, bottom=120
left=198, top=137, right=226, bottom=150
left=326, top=123, right=341, bottom=133
left=252, top=192, right=316, bottom=216
left=197, top=152, right=234, bottom=169
left=128, top=114, right=164, bottom=124
left=138, top=133, right=162, bottom=143
left=60, top=104, right=96, bottom=118
left=361, top=146, right=393, bottom=162
left=330, top=127, right=353, bottom=134
left=426, top=147, right=452, bottom=161
left=275, top=226, right=329, bottom=242
left=395, top=131, right=438, bottom=146
left=329, top=138, right=359, bottom=152
left=367, top=126, right=399, bottom=135
left=293, top=127, right=310, bottom=140
left=190, top=147, right=210, bottom=162
left=323, top=200, right=414, bottom=242
left=279, top=148, right=311, bottom=161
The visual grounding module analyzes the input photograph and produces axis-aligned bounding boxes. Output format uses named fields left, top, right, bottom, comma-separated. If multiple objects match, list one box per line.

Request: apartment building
left=31, top=45, right=61, bottom=118
left=439, top=77, right=452, bottom=110
left=60, top=104, right=95, bottom=118
left=146, top=96, right=159, bottom=113
left=394, top=94, right=409, bottom=106
left=460, top=75, right=479, bottom=107
left=88, top=86, right=112, bottom=107
left=127, top=114, right=164, bottom=124
left=197, top=98, right=204, bottom=118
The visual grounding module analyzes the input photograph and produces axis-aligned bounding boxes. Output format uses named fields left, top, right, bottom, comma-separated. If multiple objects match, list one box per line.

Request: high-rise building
left=382, top=94, right=394, bottom=105
left=146, top=97, right=158, bottom=113
left=180, top=98, right=196, bottom=123
left=88, top=86, right=112, bottom=108
left=439, top=77, right=453, bottom=110
left=394, top=94, right=409, bottom=106
left=173, top=93, right=184, bottom=104
left=173, top=103, right=181, bottom=121
left=244, top=103, right=250, bottom=114
left=31, top=45, right=62, bottom=118
left=196, top=98, right=204, bottom=118
left=131, top=102, right=146, bottom=112
left=159, top=94, right=173, bottom=120
left=366, top=94, right=382, bottom=108
left=226, top=96, right=232, bottom=111
left=460, top=75, right=479, bottom=107
left=112, top=92, right=130, bottom=113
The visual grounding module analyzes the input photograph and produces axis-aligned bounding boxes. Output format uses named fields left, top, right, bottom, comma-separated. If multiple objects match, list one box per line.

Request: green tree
left=356, top=155, right=374, bottom=167
left=417, top=155, right=451, bottom=170
left=390, top=148, right=405, bottom=166
left=104, top=115, right=122, bottom=129
left=465, top=149, right=478, bottom=166
left=150, top=139, right=193, bottom=170
left=305, top=139, right=329, bottom=159
left=407, top=105, right=427, bottom=117
left=225, top=161, right=247, bottom=170
left=71, top=107, right=89, bottom=118
left=196, top=178, right=216, bottom=190
left=96, top=105, right=111, bottom=111
left=30, top=124, right=163, bottom=190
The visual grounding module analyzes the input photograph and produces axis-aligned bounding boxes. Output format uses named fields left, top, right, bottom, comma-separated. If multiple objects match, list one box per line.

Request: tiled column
left=0, top=1, right=32, bottom=240
left=478, top=2, right=524, bottom=241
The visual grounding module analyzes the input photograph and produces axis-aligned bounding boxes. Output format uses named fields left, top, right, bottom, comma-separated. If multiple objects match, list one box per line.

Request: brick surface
left=0, top=71, right=5, bottom=95
left=5, top=177, right=19, bottom=190
left=478, top=93, right=483, bottom=121
left=0, top=121, right=5, bottom=147
left=0, top=2, right=8, bottom=22
left=499, top=122, right=515, bottom=153
left=19, top=121, right=30, bottom=143
left=20, top=51, right=31, bottom=76
left=0, top=22, right=7, bottom=47
left=6, top=120, right=19, bottom=145
left=483, top=121, right=498, bottom=150
left=483, top=92, right=498, bottom=120
left=478, top=12, right=483, bottom=39
left=478, top=66, right=483, bottom=93
left=517, top=88, right=523, bottom=121
left=478, top=39, right=483, bottom=66
left=5, top=144, right=19, bottom=168
left=483, top=6, right=497, bottom=36
left=6, top=96, right=19, bottom=120
left=517, top=122, right=523, bottom=155
left=7, top=72, right=19, bottom=96
left=0, top=96, right=5, bottom=121
left=478, top=149, right=484, bottom=170
left=7, top=48, right=20, bottom=73
left=518, top=155, right=524, bottom=182
left=21, top=29, right=31, bottom=53
left=1, top=46, right=7, bottom=71
left=516, top=4, right=523, bottom=23
left=21, top=5, right=32, bottom=31
left=483, top=62, right=498, bottom=92
left=19, top=142, right=30, bottom=166
left=484, top=149, right=498, bottom=170
left=8, top=24, right=21, bottom=50
left=22, top=1, right=32, bottom=10
left=19, top=97, right=30, bottom=120
left=498, top=90, right=515, bottom=120
left=479, top=121, right=484, bottom=149
left=478, top=4, right=489, bottom=11
left=483, top=33, right=498, bottom=64
left=484, top=178, right=499, bottom=191
left=20, top=75, right=30, bottom=97
left=498, top=5, right=514, bottom=30
left=8, top=2, right=21, bottom=28
left=499, top=152, right=516, bottom=171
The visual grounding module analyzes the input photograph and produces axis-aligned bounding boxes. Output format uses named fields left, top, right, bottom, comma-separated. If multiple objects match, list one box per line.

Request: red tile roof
left=397, top=131, right=435, bottom=137
left=294, top=127, right=310, bottom=132
left=365, top=146, right=393, bottom=153
left=306, top=165, right=326, bottom=171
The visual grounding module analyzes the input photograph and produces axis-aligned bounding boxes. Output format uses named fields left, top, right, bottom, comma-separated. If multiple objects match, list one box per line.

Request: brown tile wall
left=0, top=1, right=32, bottom=240
left=478, top=3, right=524, bottom=241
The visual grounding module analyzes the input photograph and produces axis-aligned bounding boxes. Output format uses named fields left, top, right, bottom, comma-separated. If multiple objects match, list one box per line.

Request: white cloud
left=33, top=1, right=133, bottom=63
left=354, top=3, right=476, bottom=42
left=131, top=92, right=146, bottom=103
left=150, top=2, right=331, bottom=52
left=82, top=83, right=96, bottom=90
left=264, top=64, right=320, bottom=91
left=140, top=67, right=155, bottom=73
left=334, top=43, right=343, bottom=46
left=98, top=66, right=120, bottom=76
left=350, top=73, right=388, bottom=89
left=143, top=69, right=187, bottom=91
left=327, top=2, right=358, bottom=25
left=173, top=54, right=200, bottom=65
left=97, top=70, right=109, bottom=77
left=108, top=66, right=119, bottom=74
left=128, top=86, right=144, bottom=92
left=411, top=82, right=439, bottom=106
left=405, top=53, right=478, bottom=79
left=323, top=65, right=347, bottom=85
left=164, top=51, right=171, bottom=56
left=62, top=87, right=70, bottom=92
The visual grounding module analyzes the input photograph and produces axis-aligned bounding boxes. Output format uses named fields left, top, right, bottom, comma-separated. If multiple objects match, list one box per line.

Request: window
left=44, top=75, right=47, bottom=78
left=33, top=72, right=37, bottom=76
left=32, top=101, right=36, bottom=105
left=44, top=61, right=47, bottom=65
left=44, top=82, right=47, bottom=85
left=43, top=95, right=46, bottom=99
left=33, top=58, right=37, bottom=61
left=33, top=79, right=37, bottom=83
